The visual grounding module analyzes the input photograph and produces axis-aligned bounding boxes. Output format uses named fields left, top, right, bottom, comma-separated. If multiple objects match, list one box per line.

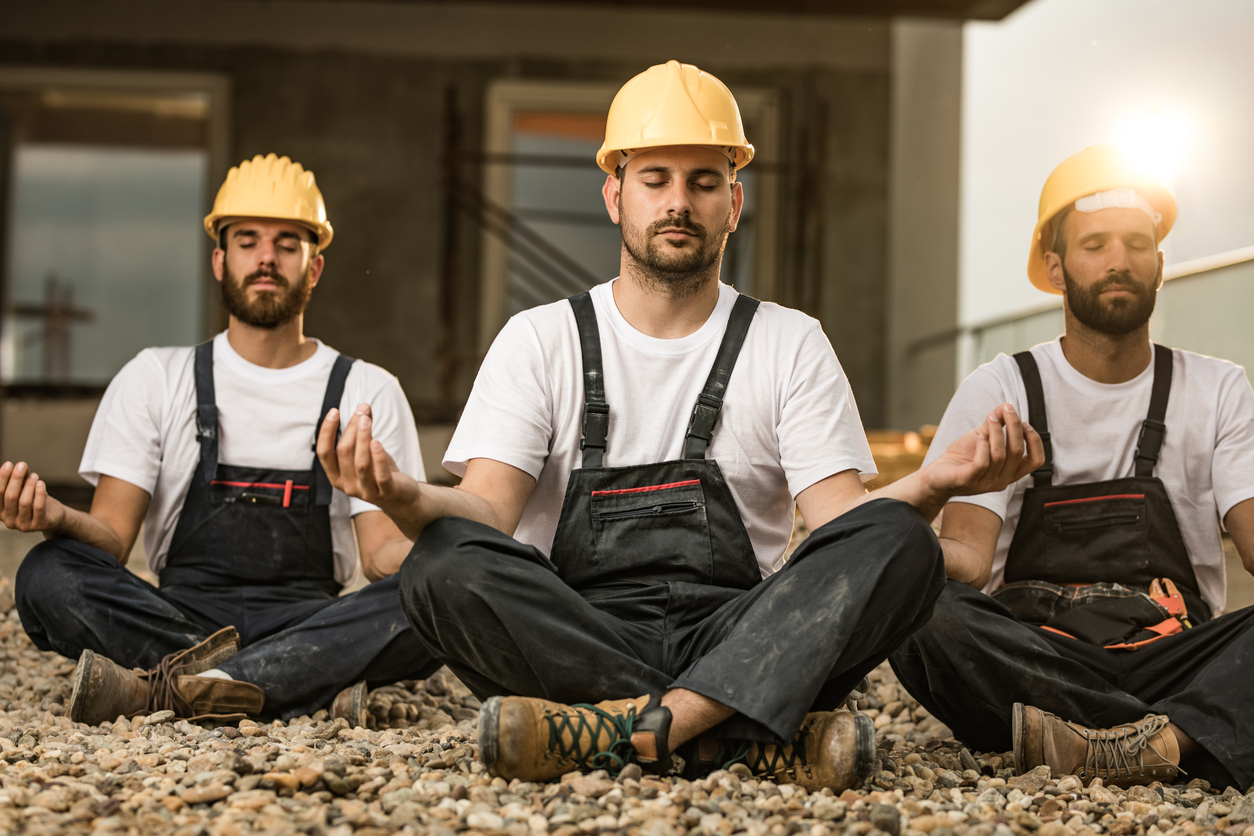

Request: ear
left=1043, top=250, right=1067, bottom=293
left=307, top=252, right=325, bottom=289
left=728, top=181, right=745, bottom=234
left=603, top=174, right=622, bottom=225
left=212, top=246, right=225, bottom=283
left=1155, top=249, right=1165, bottom=291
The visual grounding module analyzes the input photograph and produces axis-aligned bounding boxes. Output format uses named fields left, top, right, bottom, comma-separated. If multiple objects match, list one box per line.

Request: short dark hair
left=1048, top=208, right=1074, bottom=261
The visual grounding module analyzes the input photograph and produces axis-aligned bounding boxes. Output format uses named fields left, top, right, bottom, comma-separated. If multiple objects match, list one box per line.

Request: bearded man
left=319, top=61, right=1039, bottom=789
left=891, top=145, right=1254, bottom=790
left=8, top=154, right=439, bottom=725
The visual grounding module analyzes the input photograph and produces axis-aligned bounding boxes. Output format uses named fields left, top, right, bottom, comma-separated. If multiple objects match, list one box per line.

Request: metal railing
left=905, top=244, right=1254, bottom=387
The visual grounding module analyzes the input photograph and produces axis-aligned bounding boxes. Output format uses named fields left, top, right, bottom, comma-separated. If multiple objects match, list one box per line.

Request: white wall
left=960, top=0, right=1254, bottom=327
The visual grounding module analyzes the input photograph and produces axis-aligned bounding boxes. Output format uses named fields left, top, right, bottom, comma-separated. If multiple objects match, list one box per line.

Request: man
left=322, top=60, right=1038, bottom=790
left=9, top=153, right=439, bottom=725
left=891, top=144, right=1254, bottom=790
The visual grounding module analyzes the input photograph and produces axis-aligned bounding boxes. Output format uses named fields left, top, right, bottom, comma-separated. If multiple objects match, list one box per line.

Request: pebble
left=0, top=571, right=1245, bottom=836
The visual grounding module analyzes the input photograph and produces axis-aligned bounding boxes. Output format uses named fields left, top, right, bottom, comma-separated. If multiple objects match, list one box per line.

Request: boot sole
left=478, top=696, right=502, bottom=769
left=1011, top=702, right=1025, bottom=774
left=853, top=712, right=876, bottom=781
left=69, top=649, right=96, bottom=724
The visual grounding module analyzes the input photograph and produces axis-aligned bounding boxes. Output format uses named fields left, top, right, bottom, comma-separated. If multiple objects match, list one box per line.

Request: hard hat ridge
left=597, top=60, right=754, bottom=176
left=204, top=153, right=334, bottom=252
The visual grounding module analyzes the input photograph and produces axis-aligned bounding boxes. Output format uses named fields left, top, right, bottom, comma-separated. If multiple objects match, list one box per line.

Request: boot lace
left=1078, top=714, right=1181, bottom=781
left=719, top=735, right=808, bottom=775
left=547, top=702, right=639, bottom=775
left=144, top=652, right=195, bottom=717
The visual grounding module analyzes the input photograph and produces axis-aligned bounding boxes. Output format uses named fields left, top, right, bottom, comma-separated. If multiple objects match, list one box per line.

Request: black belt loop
left=684, top=294, right=760, bottom=459
left=313, top=353, right=356, bottom=506
left=1013, top=350, right=1054, bottom=487
left=569, top=292, right=610, bottom=469
left=1134, top=344, right=1173, bottom=478
left=192, top=341, right=219, bottom=486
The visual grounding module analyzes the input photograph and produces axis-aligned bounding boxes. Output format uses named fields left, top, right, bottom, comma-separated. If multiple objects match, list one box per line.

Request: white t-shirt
left=926, top=339, right=1254, bottom=613
left=80, top=331, right=425, bottom=588
left=444, top=279, right=876, bottom=577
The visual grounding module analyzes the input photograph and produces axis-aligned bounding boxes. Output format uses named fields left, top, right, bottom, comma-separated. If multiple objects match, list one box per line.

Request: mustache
left=243, top=268, right=289, bottom=288
left=647, top=215, right=707, bottom=238
left=1092, top=271, right=1145, bottom=294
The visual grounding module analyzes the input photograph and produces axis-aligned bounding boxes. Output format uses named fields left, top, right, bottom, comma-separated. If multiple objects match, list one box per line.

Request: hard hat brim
left=596, top=142, right=754, bottom=176
left=204, top=214, right=334, bottom=253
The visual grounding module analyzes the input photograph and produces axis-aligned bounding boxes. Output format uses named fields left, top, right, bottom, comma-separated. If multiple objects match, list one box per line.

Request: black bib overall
left=993, top=344, right=1209, bottom=647
left=548, top=291, right=762, bottom=639
left=160, top=340, right=353, bottom=628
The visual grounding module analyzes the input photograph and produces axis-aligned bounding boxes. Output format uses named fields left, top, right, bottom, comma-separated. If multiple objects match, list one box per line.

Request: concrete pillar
left=886, top=18, right=963, bottom=431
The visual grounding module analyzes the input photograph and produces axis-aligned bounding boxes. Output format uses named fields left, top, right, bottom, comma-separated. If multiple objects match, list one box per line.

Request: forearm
left=45, top=505, right=126, bottom=562
left=378, top=481, right=509, bottom=542
left=857, top=467, right=950, bottom=523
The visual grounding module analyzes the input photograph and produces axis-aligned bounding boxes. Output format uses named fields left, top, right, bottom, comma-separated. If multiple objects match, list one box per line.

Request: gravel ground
left=0, top=572, right=1246, bottom=836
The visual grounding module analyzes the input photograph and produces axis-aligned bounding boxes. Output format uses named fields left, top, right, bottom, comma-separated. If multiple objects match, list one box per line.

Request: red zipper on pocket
left=591, top=479, right=700, bottom=497
left=1044, top=493, right=1144, bottom=508
left=211, top=480, right=306, bottom=508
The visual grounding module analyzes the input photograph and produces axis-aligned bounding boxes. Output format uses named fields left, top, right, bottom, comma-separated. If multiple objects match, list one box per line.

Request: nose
left=662, top=180, right=693, bottom=217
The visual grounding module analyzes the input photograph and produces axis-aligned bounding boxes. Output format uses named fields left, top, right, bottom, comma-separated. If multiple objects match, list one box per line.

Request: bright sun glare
left=1116, top=110, right=1191, bottom=187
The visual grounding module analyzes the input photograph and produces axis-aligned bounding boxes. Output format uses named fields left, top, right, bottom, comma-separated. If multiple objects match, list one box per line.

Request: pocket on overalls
left=589, top=480, right=713, bottom=585
left=1043, top=493, right=1150, bottom=580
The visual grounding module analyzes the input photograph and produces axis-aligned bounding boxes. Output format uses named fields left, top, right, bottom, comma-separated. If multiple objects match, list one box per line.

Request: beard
left=1063, top=265, right=1158, bottom=336
left=619, top=206, right=732, bottom=297
left=220, top=263, right=313, bottom=329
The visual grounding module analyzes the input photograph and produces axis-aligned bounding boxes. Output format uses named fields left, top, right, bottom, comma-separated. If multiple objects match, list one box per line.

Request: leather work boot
left=331, top=681, right=369, bottom=728
left=478, top=694, right=671, bottom=781
left=1013, top=703, right=1181, bottom=787
left=686, top=710, right=876, bottom=792
left=69, top=627, right=264, bottom=726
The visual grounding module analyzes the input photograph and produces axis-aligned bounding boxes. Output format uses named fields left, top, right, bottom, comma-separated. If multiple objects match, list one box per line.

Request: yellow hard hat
left=204, top=154, right=334, bottom=252
left=596, top=60, right=754, bottom=176
left=1028, top=144, right=1176, bottom=294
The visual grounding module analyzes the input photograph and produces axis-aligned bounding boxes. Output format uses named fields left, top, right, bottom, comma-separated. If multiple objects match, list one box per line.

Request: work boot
left=1013, top=703, right=1181, bottom=787
left=69, top=627, right=264, bottom=726
left=685, top=710, right=876, bottom=792
left=331, top=681, right=369, bottom=728
left=478, top=694, right=671, bottom=781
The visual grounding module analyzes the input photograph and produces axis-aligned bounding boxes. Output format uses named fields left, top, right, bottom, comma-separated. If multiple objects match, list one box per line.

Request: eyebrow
left=636, top=165, right=727, bottom=179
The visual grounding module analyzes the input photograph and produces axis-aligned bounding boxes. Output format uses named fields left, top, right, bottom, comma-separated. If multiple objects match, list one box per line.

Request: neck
left=615, top=260, right=722, bottom=339
left=224, top=316, right=316, bottom=369
left=1058, top=311, right=1153, bottom=384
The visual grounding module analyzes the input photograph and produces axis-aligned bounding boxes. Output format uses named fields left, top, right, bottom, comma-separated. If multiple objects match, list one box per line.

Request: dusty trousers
left=890, top=580, right=1254, bottom=790
left=15, top=538, right=441, bottom=720
left=400, top=498, right=945, bottom=743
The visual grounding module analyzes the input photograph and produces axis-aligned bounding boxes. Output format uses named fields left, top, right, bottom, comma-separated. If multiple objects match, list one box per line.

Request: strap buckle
left=195, top=406, right=217, bottom=441
left=1136, top=418, right=1166, bottom=456
left=686, top=394, right=722, bottom=442
left=580, top=402, right=610, bottom=451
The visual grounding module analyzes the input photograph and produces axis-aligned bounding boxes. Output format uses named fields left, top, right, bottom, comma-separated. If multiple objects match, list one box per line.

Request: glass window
left=0, top=86, right=211, bottom=386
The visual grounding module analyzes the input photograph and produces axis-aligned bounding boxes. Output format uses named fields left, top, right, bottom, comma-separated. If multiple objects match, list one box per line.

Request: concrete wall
left=886, top=18, right=964, bottom=431
left=1, top=0, right=906, bottom=430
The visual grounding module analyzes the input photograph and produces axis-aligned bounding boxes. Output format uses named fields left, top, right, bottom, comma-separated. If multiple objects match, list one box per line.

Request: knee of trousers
left=400, top=517, right=519, bottom=629
left=864, top=499, right=946, bottom=587
left=14, top=539, right=108, bottom=615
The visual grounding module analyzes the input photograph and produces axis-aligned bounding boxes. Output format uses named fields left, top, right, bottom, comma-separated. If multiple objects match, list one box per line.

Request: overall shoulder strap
left=1133, top=344, right=1173, bottom=478
left=314, top=354, right=356, bottom=506
left=1012, top=350, right=1053, bottom=487
left=684, top=294, right=761, bottom=459
left=569, top=292, right=609, bottom=468
left=193, top=341, right=219, bottom=485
